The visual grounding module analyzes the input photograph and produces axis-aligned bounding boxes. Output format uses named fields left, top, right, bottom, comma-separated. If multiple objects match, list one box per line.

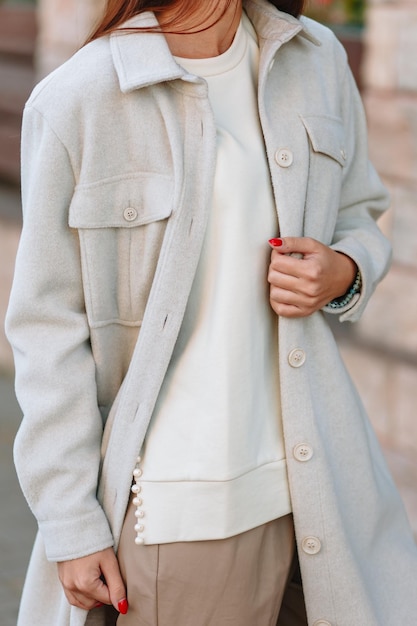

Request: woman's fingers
left=269, top=284, right=317, bottom=317
left=57, top=548, right=128, bottom=613
left=100, top=549, right=129, bottom=614
left=268, top=237, right=358, bottom=317
left=58, top=551, right=110, bottom=609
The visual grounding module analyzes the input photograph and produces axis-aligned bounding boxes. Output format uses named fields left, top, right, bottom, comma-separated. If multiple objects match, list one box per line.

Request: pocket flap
left=300, top=115, right=347, bottom=166
left=69, top=174, right=174, bottom=228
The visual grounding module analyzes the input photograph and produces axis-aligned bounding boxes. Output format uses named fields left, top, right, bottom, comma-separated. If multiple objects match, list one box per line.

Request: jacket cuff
left=38, top=506, right=114, bottom=562
left=322, top=238, right=382, bottom=323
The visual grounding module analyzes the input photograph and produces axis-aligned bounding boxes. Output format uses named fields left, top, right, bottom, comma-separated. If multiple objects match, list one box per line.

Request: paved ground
left=0, top=375, right=37, bottom=626
left=0, top=181, right=22, bottom=221
left=0, top=184, right=34, bottom=625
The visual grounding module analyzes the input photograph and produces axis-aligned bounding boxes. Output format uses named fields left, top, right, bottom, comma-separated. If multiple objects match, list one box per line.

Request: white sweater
left=132, top=12, right=291, bottom=545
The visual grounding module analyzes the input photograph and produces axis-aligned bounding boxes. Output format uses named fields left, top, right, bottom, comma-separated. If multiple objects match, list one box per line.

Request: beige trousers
left=116, top=497, right=295, bottom=626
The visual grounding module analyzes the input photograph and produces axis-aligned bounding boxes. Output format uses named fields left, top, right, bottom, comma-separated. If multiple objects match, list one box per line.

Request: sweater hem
left=131, top=459, right=291, bottom=544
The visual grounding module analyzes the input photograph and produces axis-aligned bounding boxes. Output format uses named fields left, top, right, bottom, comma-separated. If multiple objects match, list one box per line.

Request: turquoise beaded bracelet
left=327, top=270, right=362, bottom=310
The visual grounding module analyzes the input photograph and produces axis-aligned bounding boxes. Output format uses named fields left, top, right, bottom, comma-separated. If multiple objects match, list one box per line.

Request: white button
left=288, top=348, right=306, bottom=368
left=313, top=621, right=332, bottom=626
left=275, top=149, right=293, bottom=168
left=293, top=443, right=313, bottom=462
left=135, top=509, right=145, bottom=519
left=123, top=207, right=138, bottom=221
left=135, top=536, right=145, bottom=545
left=301, top=536, right=321, bottom=555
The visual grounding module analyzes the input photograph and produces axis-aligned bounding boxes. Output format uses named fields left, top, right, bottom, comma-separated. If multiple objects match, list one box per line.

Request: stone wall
left=37, top=0, right=105, bottom=77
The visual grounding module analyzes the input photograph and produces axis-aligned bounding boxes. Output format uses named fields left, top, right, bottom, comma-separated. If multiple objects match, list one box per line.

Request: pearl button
left=135, top=536, right=145, bottom=545
left=133, top=497, right=142, bottom=506
left=293, top=443, right=313, bottom=462
left=275, top=148, right=293, bottom=168
left=134, top=523, right=144, bottom=533
left=133, top=468, right=142, bottom=478
left=301, top=536, right=321, bottom=555
left=123, top=207, right=138, bottom=221
left=131, top=484, right=140, bottom=494
left=135, top=510, right=145, bottom=519
left=288, top=348, right=306, bottom=368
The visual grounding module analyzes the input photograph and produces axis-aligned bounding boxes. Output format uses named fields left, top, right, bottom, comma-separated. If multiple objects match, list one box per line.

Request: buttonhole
left=162, top=314, right=169, bottom=330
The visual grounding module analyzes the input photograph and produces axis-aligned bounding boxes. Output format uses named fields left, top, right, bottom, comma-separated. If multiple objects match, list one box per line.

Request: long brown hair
left=87, top=0, right=306, bottom=43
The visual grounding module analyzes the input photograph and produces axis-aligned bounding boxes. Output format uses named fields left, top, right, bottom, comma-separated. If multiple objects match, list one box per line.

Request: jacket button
left=275, top=148, right=293, bottom=168
left=123, top=207, right=138, bottom=221
left=301, top=536, right=321, bottom=555
left=313, top=621, right=332, bottom=626
left=293, top=443, right=313, bottom=462
left=288, top=348, right=306, bottom=368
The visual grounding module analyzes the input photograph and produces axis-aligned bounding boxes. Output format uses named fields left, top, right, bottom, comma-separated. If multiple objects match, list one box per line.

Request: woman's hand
left=268, top=237, right=357, bottom=318
left=57, top=547, right=128, bottom=614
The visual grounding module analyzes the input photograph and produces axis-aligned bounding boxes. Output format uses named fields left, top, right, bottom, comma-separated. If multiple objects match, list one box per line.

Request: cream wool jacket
left=6, top=1, right=417, bottom=625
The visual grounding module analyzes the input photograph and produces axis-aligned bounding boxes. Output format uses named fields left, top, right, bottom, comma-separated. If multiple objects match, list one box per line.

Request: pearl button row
left=131, top=456, right=145, bottom=545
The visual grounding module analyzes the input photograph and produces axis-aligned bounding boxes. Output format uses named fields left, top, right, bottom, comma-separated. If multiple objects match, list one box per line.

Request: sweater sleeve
left=5, top=105, right=114, bottom=561
left=323, top=56, right=392, bottom=322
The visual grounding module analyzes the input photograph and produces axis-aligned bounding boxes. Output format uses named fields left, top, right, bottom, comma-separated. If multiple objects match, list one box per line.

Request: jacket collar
left=110, top=0, right=320, bottom=93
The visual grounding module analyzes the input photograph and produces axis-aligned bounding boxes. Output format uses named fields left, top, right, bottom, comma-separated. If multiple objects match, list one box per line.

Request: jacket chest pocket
left=300, top=115, right=347, bottom=242
left=69, top=175, right=173, bottom=327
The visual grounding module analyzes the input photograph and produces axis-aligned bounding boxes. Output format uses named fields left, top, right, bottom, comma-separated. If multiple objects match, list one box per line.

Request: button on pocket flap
left=300, top=115, right=347, bottom=166
left=69, top=174, right=174, bottom=228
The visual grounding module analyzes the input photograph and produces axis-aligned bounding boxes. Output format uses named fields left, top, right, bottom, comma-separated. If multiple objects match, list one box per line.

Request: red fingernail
left=269, top=238, right=283, bottom=247
left=118, top=599, right=129, bottom=615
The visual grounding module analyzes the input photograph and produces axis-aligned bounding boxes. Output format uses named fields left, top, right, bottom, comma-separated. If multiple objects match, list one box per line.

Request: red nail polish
left=269, top=238, right=283, bottom=247
left=118, top=599, right=129, bottom=615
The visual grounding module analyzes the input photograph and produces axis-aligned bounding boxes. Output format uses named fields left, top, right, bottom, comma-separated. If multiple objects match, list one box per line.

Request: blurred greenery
left=1, top=0, right=37, bottom=5
left=305, top=0, right=365, bottom=27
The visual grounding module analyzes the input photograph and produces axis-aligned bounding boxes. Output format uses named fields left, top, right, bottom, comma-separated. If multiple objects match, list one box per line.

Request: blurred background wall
left=0, top=1, right=416, bottom=621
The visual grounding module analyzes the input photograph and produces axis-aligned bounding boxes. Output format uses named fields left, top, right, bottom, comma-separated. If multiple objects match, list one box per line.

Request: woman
left=6, top=0, right=417, bottom=624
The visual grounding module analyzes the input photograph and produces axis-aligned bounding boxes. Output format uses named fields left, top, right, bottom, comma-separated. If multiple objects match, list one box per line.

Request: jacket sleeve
left=5, top=105, right=114, bottom=561
left=323, top=55, right=392, bottom=322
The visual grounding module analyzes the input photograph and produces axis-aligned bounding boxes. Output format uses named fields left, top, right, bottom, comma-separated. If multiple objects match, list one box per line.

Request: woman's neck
left=160, top=0, right=242, bottom=58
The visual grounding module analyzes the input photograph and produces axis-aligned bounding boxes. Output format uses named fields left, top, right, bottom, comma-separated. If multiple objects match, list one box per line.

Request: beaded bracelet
left=327, top=270, right=362, bottom=310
